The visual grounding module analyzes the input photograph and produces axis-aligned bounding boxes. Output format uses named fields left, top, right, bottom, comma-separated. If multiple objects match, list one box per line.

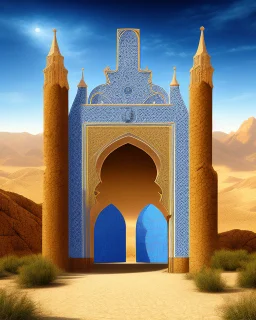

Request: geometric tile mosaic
left=68, top=29, right=189, bottom=258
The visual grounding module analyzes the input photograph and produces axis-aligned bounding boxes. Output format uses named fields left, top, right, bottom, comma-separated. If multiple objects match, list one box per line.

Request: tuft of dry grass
left=0, top=255, right=24, bottom=274
left=0, top=288, right=40, bottom=320
left=211, top=249, right=249, bottom=271
left=238, top=260, right=256, bottom=288
left=18, top=256, right=60, bottom=288
left=219, top=293, right=256, bottom=320
left=193, top=267, right=227, bottom=292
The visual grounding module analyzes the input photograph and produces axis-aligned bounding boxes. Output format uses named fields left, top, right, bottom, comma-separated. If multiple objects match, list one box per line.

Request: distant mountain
left=0, top=132, right=43, bottom=155
left=212, top=131, right=228, bottom=142
left=0, top=116, right=255, bottom=170
left=213, top=117, right=256, bottom=170
left=224, top=117, right=256, bottom=146
left=25, top=148, right=43, bottom=158
left=0, top=132, right=43, bottom=167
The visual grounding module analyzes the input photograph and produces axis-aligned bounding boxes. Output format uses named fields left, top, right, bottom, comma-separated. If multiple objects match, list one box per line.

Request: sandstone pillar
left=42, top=29, right=69, bottom=271
left=189, top=27, right=218, bottom=272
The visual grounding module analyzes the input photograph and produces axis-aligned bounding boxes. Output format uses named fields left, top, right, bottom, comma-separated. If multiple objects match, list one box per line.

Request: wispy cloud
left=211, top=44, right=256, bottom=56
left=142, top=34, right=191, bottom=58
left=210, top=0, right=256, bottom=26
left=0, top=16, right=94, bottom=60
left=165, top=50, right=191, bottom=58
left=228, top=45, right=256, bottom=53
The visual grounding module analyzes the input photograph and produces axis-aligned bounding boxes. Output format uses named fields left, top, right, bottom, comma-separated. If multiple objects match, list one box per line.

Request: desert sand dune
left=0, top=167, right=44, bottom=203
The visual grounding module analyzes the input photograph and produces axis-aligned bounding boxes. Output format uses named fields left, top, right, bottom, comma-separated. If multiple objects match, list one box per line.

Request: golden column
left=189, top=27, right=218, bottom=272
left=43, top=29, right=69, bottom=271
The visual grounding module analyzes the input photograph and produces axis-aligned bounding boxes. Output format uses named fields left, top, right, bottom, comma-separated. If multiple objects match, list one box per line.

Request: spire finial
left=48, top=28, right=61, bottom=56
left=190, top=26, right=214, bottom=88
left=170, top=66, right=179, bottom=86
left=78, top=67, right=87, bottom=88
left=195, top=26, right=208, bottom=56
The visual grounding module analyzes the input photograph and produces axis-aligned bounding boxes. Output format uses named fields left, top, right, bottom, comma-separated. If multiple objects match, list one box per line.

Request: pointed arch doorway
left=90, top=134, right=170, bottom=264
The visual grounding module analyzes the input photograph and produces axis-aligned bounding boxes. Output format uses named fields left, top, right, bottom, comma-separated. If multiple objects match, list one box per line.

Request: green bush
left=1, top=255, right=24, bottom=274
left=18, top=257, right=60, bottom=288
left=238, top=260, right=256, bottom=288
left=0, top=289, right=39, bottom=320
left=194, top=267, right=227, bottom=292
left=211, top=249, right=249, bottom=271
left=219, top=293, right=256, bottom=320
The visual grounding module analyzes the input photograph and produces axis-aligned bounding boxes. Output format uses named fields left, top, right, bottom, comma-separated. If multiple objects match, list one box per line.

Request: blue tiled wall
left=68, top=29, right=189, bottom=260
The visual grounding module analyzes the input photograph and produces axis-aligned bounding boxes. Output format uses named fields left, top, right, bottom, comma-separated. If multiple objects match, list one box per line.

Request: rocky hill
left=0, top=189, right=42, bottom=257
left=218, top=229, right=256, bottom=253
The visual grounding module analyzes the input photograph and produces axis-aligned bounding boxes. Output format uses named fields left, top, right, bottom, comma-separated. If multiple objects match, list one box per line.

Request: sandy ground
left=0, top=265, right=251, bottom=320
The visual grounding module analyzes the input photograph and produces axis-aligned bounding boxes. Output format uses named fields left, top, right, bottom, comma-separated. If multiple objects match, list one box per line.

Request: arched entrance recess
left=90, top=135, right=169, bottom=262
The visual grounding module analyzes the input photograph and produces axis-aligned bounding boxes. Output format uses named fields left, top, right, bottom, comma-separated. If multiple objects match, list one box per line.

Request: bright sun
left=35, top=28, right=40, bottom=33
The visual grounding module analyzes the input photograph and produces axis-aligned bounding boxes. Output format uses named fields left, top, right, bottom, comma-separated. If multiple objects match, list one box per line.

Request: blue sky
left=0, top=0, right=255, bottom=134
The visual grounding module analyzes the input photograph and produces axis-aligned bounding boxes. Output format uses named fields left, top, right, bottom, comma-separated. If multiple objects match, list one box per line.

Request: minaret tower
left=189, top=27, right=218, bottom=272
left=43, top=29, right=69, bottom=271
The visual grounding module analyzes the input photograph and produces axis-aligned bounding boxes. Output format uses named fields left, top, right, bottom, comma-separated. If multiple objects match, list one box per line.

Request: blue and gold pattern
left=68, top=29, right=189, bottom=260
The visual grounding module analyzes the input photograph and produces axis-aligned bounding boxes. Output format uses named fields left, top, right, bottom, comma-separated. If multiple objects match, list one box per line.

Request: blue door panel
left=94, top=204, right=126, bottom=263
left=136, top=204, right=168, bottom=263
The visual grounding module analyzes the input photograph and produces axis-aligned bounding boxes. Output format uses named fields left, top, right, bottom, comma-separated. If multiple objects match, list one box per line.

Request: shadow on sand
left=42, top=317, right=82, bottom=320
left=90, top=263, right=168, bottom=274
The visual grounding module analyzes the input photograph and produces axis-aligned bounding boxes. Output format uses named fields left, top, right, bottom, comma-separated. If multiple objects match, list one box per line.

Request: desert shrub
left=194, top=267, right=227, bottom=292
left=0, top=255, right=24, bottom=274
left=249, top=252, right=256, bottom=262
left=19, top=254, right=42, bottom=266
left=0, top=254, right=42, bottom=275
left=18, top=256, right=60, bottom=288
left=238, top=260, right=256, bottom=288
left=0, top=260, right=8, bottom=278
left=0, top=288, right=39, bottom=320
left=185, top=273, right=195, bottom=280
left=219, top=293, right=256, bottom=320
left=211, top=249, right=249, bottom=271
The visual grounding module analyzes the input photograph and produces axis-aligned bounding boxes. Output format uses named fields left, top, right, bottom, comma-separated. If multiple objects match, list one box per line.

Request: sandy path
left=0, top=266, right=250, bottom=320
